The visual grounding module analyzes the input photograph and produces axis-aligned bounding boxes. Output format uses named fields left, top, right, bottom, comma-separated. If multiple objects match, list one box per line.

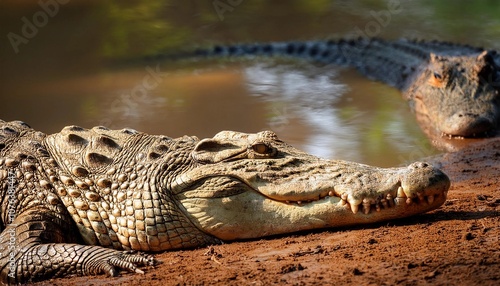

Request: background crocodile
left=0, top=120, right=449, bottom=284
left=167, top=38, right=500, bottom=138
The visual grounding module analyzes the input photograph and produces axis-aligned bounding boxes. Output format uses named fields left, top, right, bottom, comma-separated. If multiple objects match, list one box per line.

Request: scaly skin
left=182, top=38, right=500, bottom=137
left=0, top=120, right=449, bottom=284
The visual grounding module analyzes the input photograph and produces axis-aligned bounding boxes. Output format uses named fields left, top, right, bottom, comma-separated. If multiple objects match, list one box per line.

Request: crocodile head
left=410, top=51, right=500, bottom=138
left=173, top=130, right=450, bottom=240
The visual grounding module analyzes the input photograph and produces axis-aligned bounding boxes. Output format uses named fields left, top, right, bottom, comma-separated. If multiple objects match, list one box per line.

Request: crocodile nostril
left=409, top=162, right=430, bottom=169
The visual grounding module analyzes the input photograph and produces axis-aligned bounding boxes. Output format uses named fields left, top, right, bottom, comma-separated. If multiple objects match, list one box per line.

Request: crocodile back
left=42, top=125, right=218, bottom=251
left=183, top=38, right=485, bottom=90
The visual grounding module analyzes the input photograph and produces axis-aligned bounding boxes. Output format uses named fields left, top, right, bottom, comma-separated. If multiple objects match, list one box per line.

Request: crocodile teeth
left=350, top=203, right=359, bottom=214
left=397, top=186, right=406, bottom=198
left=394, top=197, right=406, bottom=205
left=396, top=187, right=411, bottom=205
left=362, top=199, right=371, bottom=215
left=340, top=193, right=348, bottom=206
left=386, top=194, right=394, bottom=207
left=427, top=195, right=434, bottom=204
left=417, top=192, right=425, bottom=203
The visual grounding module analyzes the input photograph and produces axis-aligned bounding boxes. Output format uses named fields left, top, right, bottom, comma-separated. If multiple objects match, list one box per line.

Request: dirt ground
left=36, top=138, right=500, bottom=286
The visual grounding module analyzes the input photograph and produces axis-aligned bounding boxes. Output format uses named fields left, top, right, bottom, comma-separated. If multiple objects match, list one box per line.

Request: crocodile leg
left=0, top=208, right=157, bottom=284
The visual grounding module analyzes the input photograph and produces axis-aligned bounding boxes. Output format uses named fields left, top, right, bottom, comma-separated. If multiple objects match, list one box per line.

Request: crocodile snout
left=402, top=161, right=450, bottom=200
left=441, top=112, right=497, bottom=137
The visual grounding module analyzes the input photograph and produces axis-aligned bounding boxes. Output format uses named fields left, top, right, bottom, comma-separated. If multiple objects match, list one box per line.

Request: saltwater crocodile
left=174, top=38, right=500, bottom=138
left=0, top=120, right=449, bottom=283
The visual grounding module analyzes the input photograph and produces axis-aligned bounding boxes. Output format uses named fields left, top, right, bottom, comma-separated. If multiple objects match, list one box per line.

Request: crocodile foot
left=85, top=249, right=159, bottom=277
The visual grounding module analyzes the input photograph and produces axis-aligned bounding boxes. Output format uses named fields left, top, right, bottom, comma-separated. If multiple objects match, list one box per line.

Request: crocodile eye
left=252, top=143, right=273, bottom=155
left=429, top=70, right=446, bottom=87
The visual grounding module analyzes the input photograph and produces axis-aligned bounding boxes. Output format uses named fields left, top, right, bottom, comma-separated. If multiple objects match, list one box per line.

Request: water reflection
left=95, top=65, right=170, bottom=128
left=243, top=63, right=358, bottom=160
left=241, top=62, right=437, bottom=166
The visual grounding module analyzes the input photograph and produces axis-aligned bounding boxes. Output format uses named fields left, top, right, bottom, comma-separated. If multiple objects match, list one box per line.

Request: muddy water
left=1, top=0, right=500, bottom=167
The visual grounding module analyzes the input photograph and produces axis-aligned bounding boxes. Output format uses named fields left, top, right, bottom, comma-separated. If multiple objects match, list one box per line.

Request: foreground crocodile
left=0, top=120, right=450, bottom=284
left=171, top=38, right=500, bottom=138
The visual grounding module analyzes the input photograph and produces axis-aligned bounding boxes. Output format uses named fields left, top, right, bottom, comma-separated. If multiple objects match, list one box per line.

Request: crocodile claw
left=93, top=250, right=159, bottom=277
